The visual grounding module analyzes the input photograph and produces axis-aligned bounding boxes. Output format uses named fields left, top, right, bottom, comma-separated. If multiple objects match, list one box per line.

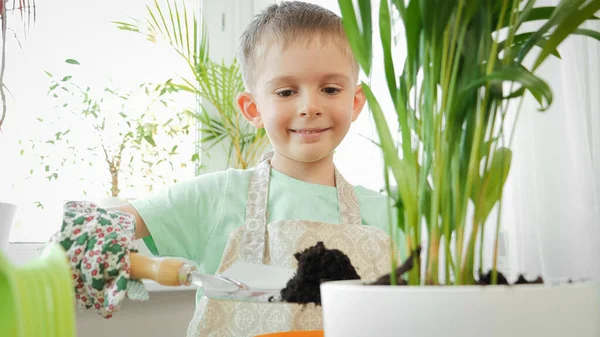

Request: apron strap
left=334, top=167, right=362, bottom=226
left=240, top=155, right=272, bottom=264
left=240, top=150, right=362, bottom=263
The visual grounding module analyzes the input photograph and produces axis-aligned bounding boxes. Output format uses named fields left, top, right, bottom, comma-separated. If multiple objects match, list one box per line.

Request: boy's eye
left=322, top=87, right=341, bottom=95
left=276, top=90, right=295, bottom=97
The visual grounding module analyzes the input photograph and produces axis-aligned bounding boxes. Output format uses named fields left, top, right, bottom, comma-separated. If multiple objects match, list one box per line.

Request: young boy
left=115, top=1, right=398, bottom=336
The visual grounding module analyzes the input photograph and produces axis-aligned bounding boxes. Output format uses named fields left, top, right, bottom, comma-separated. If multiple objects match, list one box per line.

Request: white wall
left=72, top=242, right=197, bottom=336
left=75, top=290, right=196, bottom=337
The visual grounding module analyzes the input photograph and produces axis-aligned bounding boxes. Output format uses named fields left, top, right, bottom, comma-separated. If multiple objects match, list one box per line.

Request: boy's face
left=237, top=37, right=366, bottom=164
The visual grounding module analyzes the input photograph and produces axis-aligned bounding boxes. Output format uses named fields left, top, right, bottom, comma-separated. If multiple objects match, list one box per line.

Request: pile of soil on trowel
left=279, top=241, right=360, bottom=306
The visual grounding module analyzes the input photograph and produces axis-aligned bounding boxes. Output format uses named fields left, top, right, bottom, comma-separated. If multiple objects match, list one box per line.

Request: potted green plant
left=23, top=60, right=193, bottom=207
left=114, top=0, right=270, bottom=170
left=319, top=1, right=600, bottom=336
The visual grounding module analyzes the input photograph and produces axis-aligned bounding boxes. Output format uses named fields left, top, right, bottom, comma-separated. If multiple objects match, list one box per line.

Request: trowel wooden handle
left=129, top=252, right=189, bottom=286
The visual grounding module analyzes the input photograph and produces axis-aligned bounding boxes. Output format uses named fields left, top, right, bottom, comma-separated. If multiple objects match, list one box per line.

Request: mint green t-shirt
left=130, top=167, right=402, bottom=276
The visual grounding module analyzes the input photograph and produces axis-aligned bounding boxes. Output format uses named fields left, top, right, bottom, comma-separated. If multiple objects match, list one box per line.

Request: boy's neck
left=269, top=152, right=336, bottom=187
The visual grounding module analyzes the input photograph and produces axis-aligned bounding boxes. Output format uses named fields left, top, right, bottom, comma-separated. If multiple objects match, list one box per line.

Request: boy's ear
left=352, top=84, right=367, bottom=121
left=237, top=92, right=263, bottom=128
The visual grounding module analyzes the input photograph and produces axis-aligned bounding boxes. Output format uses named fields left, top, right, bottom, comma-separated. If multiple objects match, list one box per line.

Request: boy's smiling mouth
left=289, top=127, right=331, bottom=142
left=289, top=127, right=331, bottom=134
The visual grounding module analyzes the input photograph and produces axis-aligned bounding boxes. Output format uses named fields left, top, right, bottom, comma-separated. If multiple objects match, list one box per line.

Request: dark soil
left=277, top=242, right=546, bottom=306
left=278, top=241, right=361, bottom=305
left=477, top=272, right=544, bottom=285
left=476, top=270, right=510, bottom=285
left=370, top=247, right=422, bottom=286
left=514, top=274, right=545, bottom=284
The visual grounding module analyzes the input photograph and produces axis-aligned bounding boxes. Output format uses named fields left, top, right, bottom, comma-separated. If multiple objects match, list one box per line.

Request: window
left=1, top=0, right=200, bottom=244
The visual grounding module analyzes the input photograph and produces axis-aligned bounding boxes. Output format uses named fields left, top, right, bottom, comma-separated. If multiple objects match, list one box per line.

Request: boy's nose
left=299, top=107, right=322, bottom=117
left=298, top=93, right=322, bottom=117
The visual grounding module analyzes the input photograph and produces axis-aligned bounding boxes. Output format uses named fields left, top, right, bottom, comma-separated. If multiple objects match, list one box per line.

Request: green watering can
left=0, top=243, right=77, bottom=337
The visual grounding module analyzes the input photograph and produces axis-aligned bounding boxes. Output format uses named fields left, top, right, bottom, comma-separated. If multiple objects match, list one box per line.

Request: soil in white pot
left=276, top=243, right=546, bottom=306
left=370, top=247, right=421, bottom=285
left=372, top=246, right=545, bottom=286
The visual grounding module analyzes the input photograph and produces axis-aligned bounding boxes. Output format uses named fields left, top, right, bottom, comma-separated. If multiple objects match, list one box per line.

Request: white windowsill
left=5, top=242, right=196, bottom=293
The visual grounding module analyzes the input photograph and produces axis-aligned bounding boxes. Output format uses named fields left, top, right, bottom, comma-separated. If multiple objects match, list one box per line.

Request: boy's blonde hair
left=238, top=1, right=359, bottom=91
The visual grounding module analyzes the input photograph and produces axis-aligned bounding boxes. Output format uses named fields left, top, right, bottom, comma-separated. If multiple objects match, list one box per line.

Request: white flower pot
left=0, top=202, right=18, bottom=252
left=321, top=280, right=600, bottom=337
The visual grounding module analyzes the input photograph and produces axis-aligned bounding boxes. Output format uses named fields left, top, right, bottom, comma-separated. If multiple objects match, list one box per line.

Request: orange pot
left=256, top=331, right=324, bottom=337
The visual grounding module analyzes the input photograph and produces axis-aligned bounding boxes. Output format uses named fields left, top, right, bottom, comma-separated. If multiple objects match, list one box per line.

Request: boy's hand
left=48, top=201, right=150, bottom=318
left=110, top=204, right=150, bottom=240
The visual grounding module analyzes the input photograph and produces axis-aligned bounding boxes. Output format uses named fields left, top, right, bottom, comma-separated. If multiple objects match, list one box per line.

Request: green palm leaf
left=115, top=0, right=267, bottom=169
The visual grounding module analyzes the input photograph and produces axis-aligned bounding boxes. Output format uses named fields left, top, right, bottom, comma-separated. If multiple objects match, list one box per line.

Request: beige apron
left=187, top=152, right=394, bottom=337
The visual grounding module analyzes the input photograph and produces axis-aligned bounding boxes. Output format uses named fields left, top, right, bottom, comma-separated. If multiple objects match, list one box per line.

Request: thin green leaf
left=113, top=21, right=141, bottom=33
left=338, top=0, right=372, bottom=75
left=404, top=0, right=421, bottom=86
left=174, top=1, right=184, bottom=53
left=475, top=148, right=512, bottom=223
left=572, top=28, right=600, bottom=42
left=153, top=0, right=171, bottom=43
left=167, top=0, right=179, bottom=50
left=463, top=66, right=553, bottom=111
left=502, top=33, right=563, bottom=59
left=362, top=82, right=417, bottom=211
left=144, top=135, right=156, bottom=147
left=534, top=1, right=600, bottom=70
left=391, top=0, right=406, bottom=19
left=512, top=5, right=600, bottom=29
left=193, top=9, right=199, bottom=65
left=379, top=0, right=397, bottom=103
left=358, top=0, right=373, bottom=73
left=517, top=1, right=580, bottom=62
left=184, top=1, right=191, bottom=60
left=65, top=59, right=80, bottom=65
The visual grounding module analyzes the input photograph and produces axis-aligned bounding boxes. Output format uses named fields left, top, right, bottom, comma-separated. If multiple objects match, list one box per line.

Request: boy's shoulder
left=355, top=184, right=396, bottom=216
left=353, top=184, right=392, bottom=204
left=354, top=184, right=386, bottom=198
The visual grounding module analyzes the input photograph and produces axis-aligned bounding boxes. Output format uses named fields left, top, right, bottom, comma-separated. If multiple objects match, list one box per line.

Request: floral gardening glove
left=47, top=201, right=149, bottom=319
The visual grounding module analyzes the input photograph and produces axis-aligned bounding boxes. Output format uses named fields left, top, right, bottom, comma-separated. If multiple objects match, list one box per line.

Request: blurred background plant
left=21, top=59, right=194, bottom=203
left=115, top=0, right=270, bottom=170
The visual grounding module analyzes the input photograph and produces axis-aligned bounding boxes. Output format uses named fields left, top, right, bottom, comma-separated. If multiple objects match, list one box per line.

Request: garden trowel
left=130, top=252, right=296, bottom=303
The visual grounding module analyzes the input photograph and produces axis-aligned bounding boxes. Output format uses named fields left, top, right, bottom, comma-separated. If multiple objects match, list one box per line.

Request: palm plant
left=114, top=0, right=269, bottom=170
left=338, top=0, right=600, bottom=286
